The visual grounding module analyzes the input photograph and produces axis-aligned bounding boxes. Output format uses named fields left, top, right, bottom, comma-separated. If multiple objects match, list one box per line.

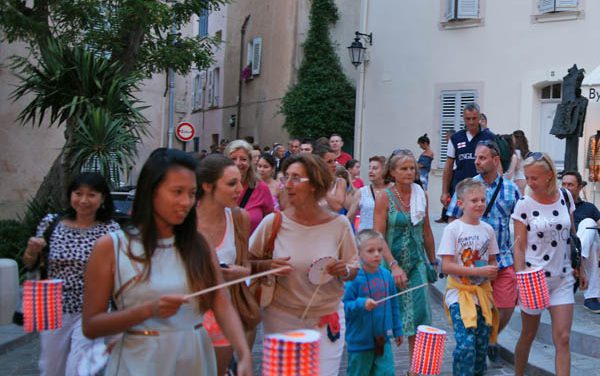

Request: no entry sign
left=175, top=122, right=195, bottom=142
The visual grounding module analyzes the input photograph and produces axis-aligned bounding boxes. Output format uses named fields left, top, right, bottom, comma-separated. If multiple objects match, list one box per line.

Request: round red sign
left=175, top=122, right=195, bottom=142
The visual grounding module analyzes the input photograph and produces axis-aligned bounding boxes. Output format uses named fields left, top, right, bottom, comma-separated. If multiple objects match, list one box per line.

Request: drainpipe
left=167, top=22, right=177, bottom=148
left=237, top=15, right=251, bottom=139
left=354, top=0, right=370, bottom=161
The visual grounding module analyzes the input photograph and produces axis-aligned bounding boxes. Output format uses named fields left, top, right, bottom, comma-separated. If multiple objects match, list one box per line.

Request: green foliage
left=0, top=219, right=30, bottom=276
left=280, top=0, right=355, bottom=141
left=0, top=0, right=227, bottom=75
left=10, top=39, right=147, bottom=128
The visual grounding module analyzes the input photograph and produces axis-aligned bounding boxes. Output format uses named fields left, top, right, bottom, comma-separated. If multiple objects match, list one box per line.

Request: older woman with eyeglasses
left=511, top=152, right=587, bottom=376
left=249, top=153, right=358, bottom=376
left=373, top=150, right=436, bottom=375
left=225, top=140, right=274, bottom=234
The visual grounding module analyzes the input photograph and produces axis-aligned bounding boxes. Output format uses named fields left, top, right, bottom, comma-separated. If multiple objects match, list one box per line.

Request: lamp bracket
left=354, top=31, right=373, bottom=45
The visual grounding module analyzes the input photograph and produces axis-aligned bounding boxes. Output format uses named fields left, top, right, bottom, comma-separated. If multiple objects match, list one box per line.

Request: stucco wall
left=358, top=0, right=600, bottom=212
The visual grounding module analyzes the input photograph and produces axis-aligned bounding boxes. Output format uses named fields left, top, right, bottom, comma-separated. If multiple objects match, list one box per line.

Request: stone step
left=497, top=325, right=600, bottom=375
left=507, top=306, right=600, bottom=359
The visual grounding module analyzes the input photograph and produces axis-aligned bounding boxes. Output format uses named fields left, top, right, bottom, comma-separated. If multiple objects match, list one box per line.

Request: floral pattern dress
left=383, top=189, right=432, bottom=336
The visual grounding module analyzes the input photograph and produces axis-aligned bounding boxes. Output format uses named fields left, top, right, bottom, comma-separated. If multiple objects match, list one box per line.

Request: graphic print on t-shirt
left=457, top=235, right=490, bottom=285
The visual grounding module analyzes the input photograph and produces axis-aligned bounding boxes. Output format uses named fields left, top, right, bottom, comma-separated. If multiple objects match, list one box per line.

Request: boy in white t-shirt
left=437, top=178, right=500, bottom=376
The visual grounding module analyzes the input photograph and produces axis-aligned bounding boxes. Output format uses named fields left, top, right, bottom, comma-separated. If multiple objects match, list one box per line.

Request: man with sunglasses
left=446, top=140, right=520, bottom=361
left=440, top=103, right=495, bottom=214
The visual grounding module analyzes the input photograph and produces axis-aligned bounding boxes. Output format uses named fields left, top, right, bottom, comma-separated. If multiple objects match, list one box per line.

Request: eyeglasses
left=280, top=175, right=310, bottom=185
left=476, top=140, right=500, bottom=155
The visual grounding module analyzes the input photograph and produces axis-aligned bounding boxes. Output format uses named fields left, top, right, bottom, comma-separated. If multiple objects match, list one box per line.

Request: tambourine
left=307, top=256, right=336, bottom=285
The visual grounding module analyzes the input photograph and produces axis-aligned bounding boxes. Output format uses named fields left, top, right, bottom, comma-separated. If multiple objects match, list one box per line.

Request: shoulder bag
left=249, top=211, right=282, bottom=308
left=230, top=208, right=261, bottom=330
left=560, top=188, right=582, bottom=269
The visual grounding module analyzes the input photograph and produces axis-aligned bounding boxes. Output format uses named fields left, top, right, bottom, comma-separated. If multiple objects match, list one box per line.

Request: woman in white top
left=249, top=153, right=358, bottom=376
left=512, top=131, right=529, bottom=195
left=315, top=146, right=347, bottom=213
left=83, top=148, right=252, bottom=376
left=512, top=152, right=587, bottom=376
left=196, top=154, right=253, bottom=374
left=347, top=155, right=388, bottom=231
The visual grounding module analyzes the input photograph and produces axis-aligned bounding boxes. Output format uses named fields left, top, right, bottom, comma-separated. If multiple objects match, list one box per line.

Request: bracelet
left=388, top=260, right=399, bottom=269
left=340, top=265, right=351, bottom=280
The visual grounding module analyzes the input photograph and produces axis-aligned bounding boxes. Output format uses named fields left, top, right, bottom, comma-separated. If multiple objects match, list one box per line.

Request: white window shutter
left=207, top=71, right=214, bottom=107
left=456, top=0, right=479, bottom=19
left=192, top=74, right=200, bottom=109
left=251, top=37, right=262, bottom=75
left=445, top=0, right=456, bottom=20
left=556, top=0, right=578, bottom=11
left=539, top=0, right=556, bottom=13
left=212, top=68, right=220, bottom=107
left=439, top=90, right=477, bottom=164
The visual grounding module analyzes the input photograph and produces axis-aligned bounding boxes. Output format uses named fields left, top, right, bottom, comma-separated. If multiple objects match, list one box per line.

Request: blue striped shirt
left=447, top=174, right=520, bottom=268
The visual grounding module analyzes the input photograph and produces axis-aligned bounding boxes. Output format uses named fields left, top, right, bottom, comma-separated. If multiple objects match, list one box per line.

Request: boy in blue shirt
left=344, top=229, right=403, bottom=376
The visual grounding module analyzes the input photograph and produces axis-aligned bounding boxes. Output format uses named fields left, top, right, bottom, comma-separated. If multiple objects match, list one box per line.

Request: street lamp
left=347, top=31, right=373, bottom=68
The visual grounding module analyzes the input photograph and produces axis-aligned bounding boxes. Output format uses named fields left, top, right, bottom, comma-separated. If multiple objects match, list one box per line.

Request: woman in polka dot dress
left=511, top=152, right=587, bottom=376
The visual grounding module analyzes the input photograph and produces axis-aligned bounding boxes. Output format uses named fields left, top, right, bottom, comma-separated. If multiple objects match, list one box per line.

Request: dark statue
left=550, top=64, right=588, bottom=172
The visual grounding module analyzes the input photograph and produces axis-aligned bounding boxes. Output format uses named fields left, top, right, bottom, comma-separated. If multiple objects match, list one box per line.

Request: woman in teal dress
left=374, top=150, right=437, bottom=375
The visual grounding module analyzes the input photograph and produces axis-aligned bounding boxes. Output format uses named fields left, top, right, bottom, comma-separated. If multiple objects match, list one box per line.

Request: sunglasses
left=476, top=140, right=500, bottom=155
left=391, top=149, right=414, bottom=157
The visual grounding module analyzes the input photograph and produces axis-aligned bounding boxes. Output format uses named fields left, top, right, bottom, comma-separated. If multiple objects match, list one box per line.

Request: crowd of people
left=20, top=104, right=600, bottom=376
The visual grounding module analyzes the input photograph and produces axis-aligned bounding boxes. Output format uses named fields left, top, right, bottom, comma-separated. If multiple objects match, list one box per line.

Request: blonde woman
left=511, top=152, right=587, bottom=376
left=373, top=150, right=436, bottom=375
left=225, top=140, right=274, bottom=233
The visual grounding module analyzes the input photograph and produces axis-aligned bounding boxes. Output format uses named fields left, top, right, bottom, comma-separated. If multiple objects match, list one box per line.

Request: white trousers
left=263, top=302, right=346, bottom=376
left=577, top=218, right=600, bottom=299
left=39, top=313, right=95, bottom=376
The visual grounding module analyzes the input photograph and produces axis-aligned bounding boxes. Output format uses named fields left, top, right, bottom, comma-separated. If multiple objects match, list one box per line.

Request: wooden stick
left=184, top=267, right=287, bottom=299
left=374, top=283, right=429, bottom=304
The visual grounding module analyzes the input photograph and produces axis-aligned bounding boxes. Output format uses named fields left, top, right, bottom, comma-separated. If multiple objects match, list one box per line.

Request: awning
left=582, top=65, right=600, bottom=86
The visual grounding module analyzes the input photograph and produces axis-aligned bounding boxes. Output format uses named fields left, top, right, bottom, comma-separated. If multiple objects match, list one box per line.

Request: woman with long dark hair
left=511, top=130, right=530, bottom=195
left=22, top=172, right=120, bottom=376
left=82, top=148, right=252, bottom=376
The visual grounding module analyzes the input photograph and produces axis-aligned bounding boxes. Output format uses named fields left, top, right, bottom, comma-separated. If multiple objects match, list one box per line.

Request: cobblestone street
left=1, top=290, right=514, bottom=375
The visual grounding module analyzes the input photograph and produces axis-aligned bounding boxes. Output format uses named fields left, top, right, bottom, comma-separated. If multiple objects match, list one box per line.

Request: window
left=445, top=0, right=479, bottom=20
left=192, top=72, right=205, bottom=110
left=246, top=37, right=263, bottom=76
left=198, top=8, right=209, bottom=38
left=439, top=90, right=477, bottom=165
left=541, top=83, right=562, bottom=99
left=539, top=0, right=578, bottom=13
left=211, top=68, right=220, bottom=107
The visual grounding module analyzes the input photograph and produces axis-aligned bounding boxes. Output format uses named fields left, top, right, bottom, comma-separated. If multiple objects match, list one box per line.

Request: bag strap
left=369, top=184, right=376, bottom=201
left=231, top=208, right=250, bottom=266
left=239, top=187, right=254, bottom=208
left=265, top=211, right=282, bottom=259
left=483, top=177, right=503, bottom=218
left=560, top=188, right=577, bottom=235
left=37, top=214, right=62, bottom=278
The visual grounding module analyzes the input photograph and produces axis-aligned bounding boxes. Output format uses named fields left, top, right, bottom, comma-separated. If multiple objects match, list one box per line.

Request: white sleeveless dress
left=105, top=230, right=217, bottom=376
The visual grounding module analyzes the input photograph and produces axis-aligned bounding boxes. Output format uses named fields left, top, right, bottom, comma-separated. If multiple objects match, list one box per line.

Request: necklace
left=392, top=186, right=410, bottom=210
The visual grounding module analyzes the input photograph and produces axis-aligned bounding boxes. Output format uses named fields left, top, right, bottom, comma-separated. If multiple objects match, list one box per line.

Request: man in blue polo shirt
left=447, top=140, right=520, bottom=360
left=440, top=103, right=495, bottom=211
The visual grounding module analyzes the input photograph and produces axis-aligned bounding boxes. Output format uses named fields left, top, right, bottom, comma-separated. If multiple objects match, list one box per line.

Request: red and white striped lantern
left=411, top=325, right=446, bottom=375
left=262, top=329, right=320, bottom=376
left=23, top=279, right=63, bottom=332
left=516, top=267, right=550, bottom=310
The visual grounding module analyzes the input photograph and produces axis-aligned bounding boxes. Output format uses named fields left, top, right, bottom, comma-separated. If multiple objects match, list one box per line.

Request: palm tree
left=10, top=38, right=148, bottom=207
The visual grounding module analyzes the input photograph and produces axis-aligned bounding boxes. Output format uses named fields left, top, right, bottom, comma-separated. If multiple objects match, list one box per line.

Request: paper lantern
left=354, top=214, right=360, bottom=231
left=411, top=325, right=446, bottom=375
left=516, top=267, right=550, bottom=310
left=263, top=329, right=320, bottom=376
left=23, top=279, right=63, bottom=332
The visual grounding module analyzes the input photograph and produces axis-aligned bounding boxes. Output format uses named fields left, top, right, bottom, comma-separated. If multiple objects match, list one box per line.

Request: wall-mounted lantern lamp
left=347, top=31, right=373, bottom=68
